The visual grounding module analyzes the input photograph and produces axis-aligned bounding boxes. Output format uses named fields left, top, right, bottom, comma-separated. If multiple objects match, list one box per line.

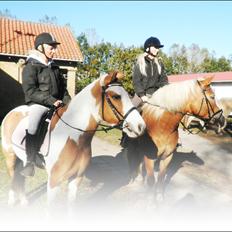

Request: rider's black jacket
left=22, top=57, right=71, bottom=107
left=132, top=54, right=169, bottom=97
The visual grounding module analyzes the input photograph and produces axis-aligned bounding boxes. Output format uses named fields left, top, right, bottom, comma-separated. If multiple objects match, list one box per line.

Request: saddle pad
left=11, top=116, right=51, bottom=164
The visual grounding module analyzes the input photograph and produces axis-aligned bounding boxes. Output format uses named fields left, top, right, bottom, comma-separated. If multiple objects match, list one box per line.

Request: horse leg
left=156, top=153, right=173, bottom=202
left=46, top=179, right=62, bottom=209
left=144, top=156, right=155, bottom=187
left=10, top=162, right=27, bottom=206
left=67, top=175, right=83, bottom=204
left=126, top=137, right=144, bottom=184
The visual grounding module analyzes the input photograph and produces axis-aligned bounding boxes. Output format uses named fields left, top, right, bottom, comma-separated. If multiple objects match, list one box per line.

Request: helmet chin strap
left=38, top=44, right=51, bottom=62
left=146, top=47, right=158, bottom=58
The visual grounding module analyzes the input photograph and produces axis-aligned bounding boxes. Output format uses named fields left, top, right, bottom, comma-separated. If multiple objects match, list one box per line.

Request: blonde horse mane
left=145, top=79, right=197, bottom=117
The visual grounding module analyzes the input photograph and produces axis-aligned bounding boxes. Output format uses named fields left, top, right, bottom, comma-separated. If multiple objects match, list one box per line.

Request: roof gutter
left=0, top=53, right=83, bottom=63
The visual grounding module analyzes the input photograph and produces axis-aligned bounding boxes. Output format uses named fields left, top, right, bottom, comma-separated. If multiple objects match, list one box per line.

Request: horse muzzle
left=123, top=121, right=146, bottom=138
left=206, top=110, right=227, bottom=133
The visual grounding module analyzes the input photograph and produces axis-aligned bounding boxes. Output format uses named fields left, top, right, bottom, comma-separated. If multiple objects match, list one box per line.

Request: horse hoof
left=8, top=198, right=17, bottom=207
left=156, top=192, right=164, bottom=203
left=20, top=197, right=29, bottom=207
left=129, top=174, right=144, bottom=187
left=8, top=190, right=17, bottom=206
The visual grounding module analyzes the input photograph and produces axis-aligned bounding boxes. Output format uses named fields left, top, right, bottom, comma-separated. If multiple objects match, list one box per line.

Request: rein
left=54, top=83, right=137, bottom=133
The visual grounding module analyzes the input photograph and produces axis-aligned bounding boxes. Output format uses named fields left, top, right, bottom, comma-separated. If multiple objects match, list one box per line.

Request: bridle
left=101, top=83, right=137, bottom=130
left=55, top=82, right=137, bottom=133
left=178, top=80, right=224, bottom=134
left=188, top=80, right=223, bottom=125
left=144, top=80, right=224, bottom=134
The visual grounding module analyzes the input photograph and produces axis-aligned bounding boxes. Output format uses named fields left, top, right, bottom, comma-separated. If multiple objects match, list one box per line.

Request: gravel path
left=1, top=131, right=232, bottom=230
left=82, top=131, right=232, bottom=230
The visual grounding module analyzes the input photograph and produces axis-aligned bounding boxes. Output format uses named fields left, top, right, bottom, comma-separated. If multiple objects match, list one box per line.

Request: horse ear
left=199, top=75, right=214, bottom=86
left=100, top=71, right=124, bottom=86
left=115, top=71, right=124, bottom=80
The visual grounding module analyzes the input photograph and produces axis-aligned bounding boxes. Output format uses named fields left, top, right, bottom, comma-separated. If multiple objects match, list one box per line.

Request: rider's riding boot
left=20, top=130, right=37, bottom=177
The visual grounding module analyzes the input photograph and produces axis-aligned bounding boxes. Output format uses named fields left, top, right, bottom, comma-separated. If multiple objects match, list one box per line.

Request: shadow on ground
left=83, top=148, right=204, bottom=205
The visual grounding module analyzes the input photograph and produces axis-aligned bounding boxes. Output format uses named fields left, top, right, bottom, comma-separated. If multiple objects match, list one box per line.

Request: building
left=0, top=17, right=83, bottom=122
left=168, top=72, right=232, bottom=100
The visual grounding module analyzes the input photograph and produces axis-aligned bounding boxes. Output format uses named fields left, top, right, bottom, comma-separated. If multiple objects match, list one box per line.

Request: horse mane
left=147, top=79, right=197, bottom=114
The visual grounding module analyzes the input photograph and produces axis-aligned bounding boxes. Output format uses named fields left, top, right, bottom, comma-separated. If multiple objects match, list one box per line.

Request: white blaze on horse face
left=106, top=85, right=146, bottom=138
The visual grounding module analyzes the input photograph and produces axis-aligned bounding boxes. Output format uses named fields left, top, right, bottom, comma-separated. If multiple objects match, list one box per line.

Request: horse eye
left=210, top=95, right=215, bottom=100
left=112, top=95, right=121, bottom=100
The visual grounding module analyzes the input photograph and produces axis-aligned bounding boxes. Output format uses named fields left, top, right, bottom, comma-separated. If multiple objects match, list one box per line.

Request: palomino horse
left=126, top=76, right=226, bottom=201
left=1, top=71, right=146, bottom=206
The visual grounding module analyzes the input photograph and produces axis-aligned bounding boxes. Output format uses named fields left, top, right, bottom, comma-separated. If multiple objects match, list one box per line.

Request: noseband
left=55, top=83, right=137, bottom=133
left=101, top=83, right=137, bottom=129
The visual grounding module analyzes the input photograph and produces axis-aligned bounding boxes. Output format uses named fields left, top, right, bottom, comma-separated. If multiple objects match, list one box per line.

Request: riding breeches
left=28, top=104, right=49, bottom=135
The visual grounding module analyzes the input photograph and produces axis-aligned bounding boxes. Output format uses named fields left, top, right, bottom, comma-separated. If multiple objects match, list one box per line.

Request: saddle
left=21, top=106, right=57, bottom=169
left=34, top=106, right=56, bottom=151
left=11, top=106, right=59, bottom=168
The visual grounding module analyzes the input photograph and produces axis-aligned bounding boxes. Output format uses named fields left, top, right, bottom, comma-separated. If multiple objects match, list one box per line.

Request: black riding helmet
left=34, top=32, right=60, bottom=49
left=144, top=37, right=164, bottom=51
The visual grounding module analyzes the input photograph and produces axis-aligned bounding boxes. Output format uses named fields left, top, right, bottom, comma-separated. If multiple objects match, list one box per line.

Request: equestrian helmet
left=144, top=37, right=164, bottom=51
left=34, top=32, right=60, bottom=49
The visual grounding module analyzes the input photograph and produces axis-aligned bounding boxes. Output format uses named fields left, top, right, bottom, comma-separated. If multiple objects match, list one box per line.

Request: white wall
left=212, top=84, right=232, bottom=100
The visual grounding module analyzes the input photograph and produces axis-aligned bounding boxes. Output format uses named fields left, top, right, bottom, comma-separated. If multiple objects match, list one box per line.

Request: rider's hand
left=141, top=96, right=148, bottom=102
left=53, top=100, right=63, bottom=107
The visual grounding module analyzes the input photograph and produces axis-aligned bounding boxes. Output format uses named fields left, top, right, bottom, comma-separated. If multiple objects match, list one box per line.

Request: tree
left=108, top=45, right=142, bottom=94
left=75, top=32, right=232, bottom=93
left=168, top=44, right=189, bottom=74
left=187, top=44, right=209, bottom=73
left=39, top=15, right=58, bottom=24
left=201, top=57, right=232, bottom=72
left=76, top=33, right=113, bottom=93
left=0, top=9, right=16, bottom=18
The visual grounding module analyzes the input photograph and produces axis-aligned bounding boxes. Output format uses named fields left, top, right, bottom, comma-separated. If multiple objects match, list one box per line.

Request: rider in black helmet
left=21, top=32, right=71, bottom=177
left=120, top=36, right=168, bottom=148
left=132, top=36, right=168, bottom=103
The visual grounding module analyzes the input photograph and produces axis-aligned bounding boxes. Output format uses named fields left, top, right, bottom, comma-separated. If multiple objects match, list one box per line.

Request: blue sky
left=1, top=1, right=232, bottom=59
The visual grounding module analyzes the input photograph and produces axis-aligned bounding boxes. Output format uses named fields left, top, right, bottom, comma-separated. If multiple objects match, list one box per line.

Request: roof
left=168, top=72, right=232, bottom=83
left=0, top=17, right=83, bottom=62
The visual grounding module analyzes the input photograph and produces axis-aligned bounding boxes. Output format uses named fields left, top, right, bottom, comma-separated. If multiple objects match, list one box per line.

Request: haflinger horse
left=126, top=76, right=226, bottom=202
left=1, top=71, right=146, bottom=207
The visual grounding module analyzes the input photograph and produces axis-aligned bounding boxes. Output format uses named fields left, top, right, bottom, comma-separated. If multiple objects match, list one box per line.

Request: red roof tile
left=168, top=72, right=232, bottom=83
left=0, top=17, right=83, bottom=62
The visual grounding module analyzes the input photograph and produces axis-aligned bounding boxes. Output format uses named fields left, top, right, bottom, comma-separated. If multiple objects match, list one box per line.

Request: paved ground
left=71, top=130, right=232, bottom=230
left=1, top=130, right=232, bottom=230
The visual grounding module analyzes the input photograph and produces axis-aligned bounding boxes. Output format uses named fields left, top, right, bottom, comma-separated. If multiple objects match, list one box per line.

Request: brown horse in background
left=126, top=76, right=226, bottom=202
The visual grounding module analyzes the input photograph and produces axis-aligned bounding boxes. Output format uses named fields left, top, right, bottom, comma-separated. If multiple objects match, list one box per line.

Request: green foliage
left=108, top=46, right=142, bottom=94
left=75, top=33, right=232, bottom=93
left=201, top=57, right=232, bottom=73
left=95, top=127, right=122, bottom=145
left=76, top=34, right=142, bottom=94
left=76, top=33, right=114, bottom=93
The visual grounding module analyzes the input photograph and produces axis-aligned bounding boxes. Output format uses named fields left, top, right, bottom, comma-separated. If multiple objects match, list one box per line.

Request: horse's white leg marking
left=8, top=190, right=17, bottom=206
left=47, top=182, right=61, bottom=207
left=19, top=193, right=29, bottom=206
left=67, top=176, right=83, bottom=204
left=67, top=178, right=77, bottom=203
